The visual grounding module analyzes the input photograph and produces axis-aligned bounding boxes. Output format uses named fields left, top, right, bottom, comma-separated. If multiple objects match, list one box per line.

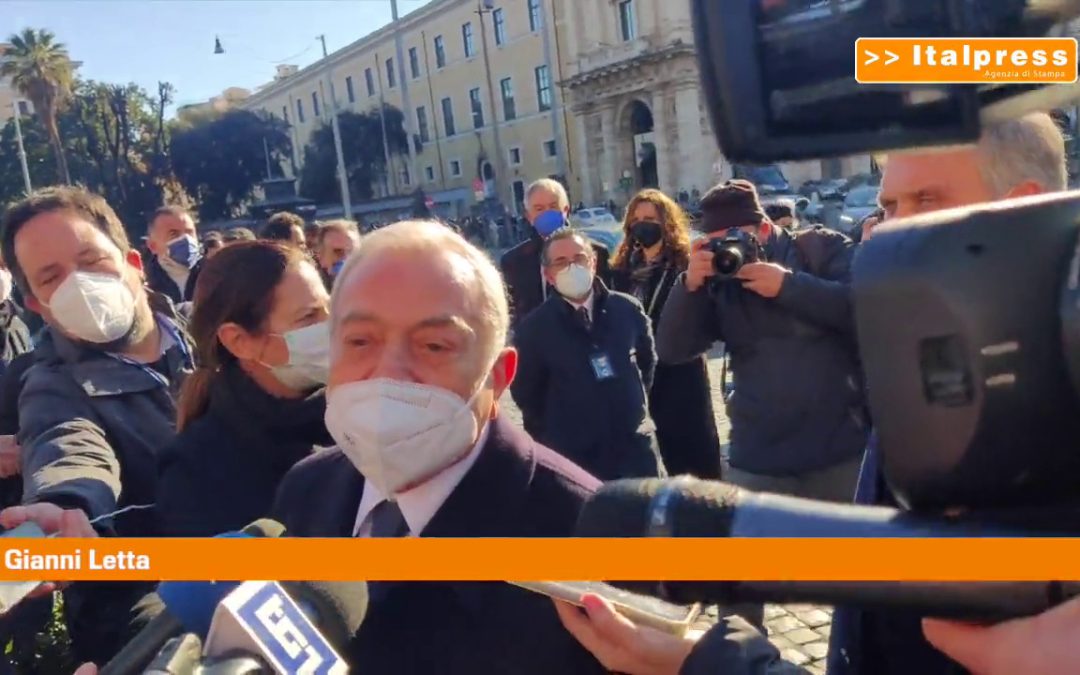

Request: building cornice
left=560, top=41, right=696, bottom=91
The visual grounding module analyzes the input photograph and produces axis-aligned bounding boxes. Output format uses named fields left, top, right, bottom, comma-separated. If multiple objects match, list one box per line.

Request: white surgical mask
left=265, top=321, right=330, bottom=391
left=324, top=377, right=483, bottom=496
left=554, top=263, right=593, bottom=300
left=0, top=269, right=12, bottom=304
left=46, top=271, right=136, bottom=345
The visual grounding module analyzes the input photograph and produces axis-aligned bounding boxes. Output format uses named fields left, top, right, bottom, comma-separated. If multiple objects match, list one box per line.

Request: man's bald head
left=879, top=112, right=1066, bottom=220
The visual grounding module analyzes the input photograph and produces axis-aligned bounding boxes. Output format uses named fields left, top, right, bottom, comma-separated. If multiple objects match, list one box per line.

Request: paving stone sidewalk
left=498, top=349, right=831, bottom=669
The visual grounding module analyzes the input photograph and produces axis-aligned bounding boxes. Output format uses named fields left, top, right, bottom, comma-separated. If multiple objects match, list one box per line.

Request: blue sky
left=4, top=0, right=434, bottom=115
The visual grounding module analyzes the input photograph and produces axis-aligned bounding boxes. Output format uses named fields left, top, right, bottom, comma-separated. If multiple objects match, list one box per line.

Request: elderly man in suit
left=271, top=220, right=606, bottom=674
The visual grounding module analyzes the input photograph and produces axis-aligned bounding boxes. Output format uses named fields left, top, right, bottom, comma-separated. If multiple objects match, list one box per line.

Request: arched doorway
left=619, top=100, right=658, bottom=190
left=481, top=160, right=496, bottom=199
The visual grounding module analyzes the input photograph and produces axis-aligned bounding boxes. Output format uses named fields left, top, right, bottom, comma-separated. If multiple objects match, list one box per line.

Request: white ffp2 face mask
left=324, top=377, right=483, bottom=496
left=46, top=271, right=136, bottom=345
left=554, top=263, right=594, bottom=300
left=266, top=321, right=330, bottom=391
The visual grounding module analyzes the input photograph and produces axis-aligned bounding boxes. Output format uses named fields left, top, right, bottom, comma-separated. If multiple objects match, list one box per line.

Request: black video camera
left=692, top=1, right=1080, bottom=512
left=707, top=228, right=764, bottom=280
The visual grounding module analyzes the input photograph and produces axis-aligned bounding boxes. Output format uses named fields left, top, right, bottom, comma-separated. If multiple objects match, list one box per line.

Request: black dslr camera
left=707, top=228, right=763, bottom=280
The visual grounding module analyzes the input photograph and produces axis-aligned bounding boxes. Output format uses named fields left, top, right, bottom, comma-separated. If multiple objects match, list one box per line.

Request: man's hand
left=0, top=435, right=20, bottom=478
left=861, top=215, right=879, bottom=243
left=736, top=262, right=789, bottom=299
left=73, top=664, right=97, bottom=675
left=685, top=237, right=718, bottom=293
left=0, top=503, right=98, bottom=538
left=554, top=594, right=696, bottom=675
left=923, top=594, right=1080, bottom=675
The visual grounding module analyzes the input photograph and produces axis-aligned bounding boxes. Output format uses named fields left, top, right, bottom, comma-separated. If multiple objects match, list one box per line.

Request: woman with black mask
left=156, top=241, right=334, bottom=536
left=611, top=189, right=723, bottom=479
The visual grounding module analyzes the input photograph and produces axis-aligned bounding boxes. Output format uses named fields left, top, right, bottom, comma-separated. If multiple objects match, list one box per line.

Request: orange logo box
left=856, top=37, right=1078, bottom=84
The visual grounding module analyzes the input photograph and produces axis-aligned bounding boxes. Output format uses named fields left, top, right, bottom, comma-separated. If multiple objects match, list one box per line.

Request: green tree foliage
left=1, top=79, right=181, bottom=241
left=299, top=104, right=414, bottom=204
left=170, top=109, right=292, bottom=222
left=1, top=29, right=75, bottom=185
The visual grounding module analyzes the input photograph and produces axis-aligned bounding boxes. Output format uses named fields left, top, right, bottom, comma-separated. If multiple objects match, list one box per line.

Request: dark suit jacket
left=500, top=233, right=611, bottom=328
left=271, top=415, right=607, bottom=675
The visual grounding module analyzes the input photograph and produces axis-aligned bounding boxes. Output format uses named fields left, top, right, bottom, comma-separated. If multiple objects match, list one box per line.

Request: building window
left=534, top=65, right=552, bottom=112
left=312, top=91, right=320, bottom=117
left=409, top=47, right=420, bottom=79
left=16, top=100, right=29, bottom=116
left=462, top=23, right=475, bottom=58
left=416, top=106, right=430, bottom=143
left=450, top=159, right=462, bottom=177
left=386, top=57, right=396, bottom=88
left=401, top=165, right=411, bottom=187
left=434, top=35, right=446, bottom=68
left=509, top=147, right=522, bottom=166
left=365, top=68, right=375, bottom=96
left=425, top=165, right=435, bottom=182
left=345, top=76, right=355, bottom=103
left=528, top=0, right=540, bottom=32
left=543, top=139, right=557, bottom=159
left=469, top=87, right=484, bottom=128
left=297, top=99, right=305, bottom=123
left=500, top=77, right=516, bottom=121
left=618, top=0, right=637, bottom=41
left=282, top=105, right=289, bottom=123
left=494, top=9, right=507, bottom=46
left=442, top=96, right=456, bottom=136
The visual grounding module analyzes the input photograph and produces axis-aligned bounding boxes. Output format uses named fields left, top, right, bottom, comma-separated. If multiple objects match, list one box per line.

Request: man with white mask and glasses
left=271, top=220, right=608, bottom=675
left=510, top=227, right=663, bottom=480
left=0, top=186, right=196, bottom=666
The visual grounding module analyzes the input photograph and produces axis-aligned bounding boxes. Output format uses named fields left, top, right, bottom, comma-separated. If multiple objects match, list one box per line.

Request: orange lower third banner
left=1, top=539, right=1080, bottom=581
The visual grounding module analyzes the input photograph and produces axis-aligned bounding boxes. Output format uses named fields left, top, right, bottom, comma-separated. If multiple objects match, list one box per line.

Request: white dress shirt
left=352, top=422, right=491, bottom=537
left=563, top=291, right=595, bottom=322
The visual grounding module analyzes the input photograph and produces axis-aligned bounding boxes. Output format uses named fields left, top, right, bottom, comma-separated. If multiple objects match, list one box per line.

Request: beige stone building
left=240, top=0, right=871, bottom=216
left=241, top=0, right=573, bottom=217
left=0, top=44, right=35, bottom=124
left=176, top=86, right=252, bottom=125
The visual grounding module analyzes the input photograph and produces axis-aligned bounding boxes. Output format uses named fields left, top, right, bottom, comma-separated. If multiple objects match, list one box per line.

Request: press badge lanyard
left=644, top=268, right=671, bottom=318
left=105, top=316, right=192, bottom=388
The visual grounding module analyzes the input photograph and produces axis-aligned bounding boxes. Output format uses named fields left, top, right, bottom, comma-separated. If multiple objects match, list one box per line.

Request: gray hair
left=525, top=178, right=570, bottom=211
left=541, top=227, right=594, bottom=266
left=977, top=112, right=1067, bottom=196
left=330, top=220, right=510, bottom=361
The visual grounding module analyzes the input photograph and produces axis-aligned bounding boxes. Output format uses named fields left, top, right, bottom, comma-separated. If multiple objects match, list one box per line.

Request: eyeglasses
left=544, top=253, right=591, bottom=272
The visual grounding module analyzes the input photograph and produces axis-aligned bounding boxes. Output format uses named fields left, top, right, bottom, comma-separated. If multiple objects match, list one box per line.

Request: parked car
left=837, top=185, right=881, bottom=233
left=734, top=164, right=793, bottom=196
left=580, top=227, right=624, bottom=256
left=571, top=207, right=619, bottom=229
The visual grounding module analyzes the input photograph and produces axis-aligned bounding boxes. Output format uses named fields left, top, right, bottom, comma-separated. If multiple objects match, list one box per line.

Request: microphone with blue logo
left=99, top=520, right=368, bottom=674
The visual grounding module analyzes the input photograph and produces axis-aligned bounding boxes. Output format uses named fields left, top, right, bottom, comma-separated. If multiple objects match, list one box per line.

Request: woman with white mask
left=156, top=241, right=334, bottom=536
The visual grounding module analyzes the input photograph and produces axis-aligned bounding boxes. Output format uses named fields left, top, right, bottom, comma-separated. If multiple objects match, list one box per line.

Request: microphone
left=575, top=477, right=1080, bottom=620
left=99, top=519, right=285, bottom=675
left=202, top=580, right=367, bottom=674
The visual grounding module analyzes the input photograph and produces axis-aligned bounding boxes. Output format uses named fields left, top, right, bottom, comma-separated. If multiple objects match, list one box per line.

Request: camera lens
left=713, top=247, right=744, bottom=277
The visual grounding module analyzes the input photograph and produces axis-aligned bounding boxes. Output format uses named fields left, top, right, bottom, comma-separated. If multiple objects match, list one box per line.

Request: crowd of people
left=0, top=111, right=1073, bottom=675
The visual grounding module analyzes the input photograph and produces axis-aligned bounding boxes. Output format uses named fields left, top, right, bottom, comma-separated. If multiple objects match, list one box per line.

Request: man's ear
left=126, top=249, right=144, bottom=273
left=1004, top=180, right=1043, bottom=199
left=759, top=221, right=773, bottom=241
left=490, top=347, right=518, bottom=409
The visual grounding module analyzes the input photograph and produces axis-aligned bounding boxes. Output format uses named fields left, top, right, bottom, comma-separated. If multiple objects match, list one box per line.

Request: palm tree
left=1, top=28, right=74, bottom=185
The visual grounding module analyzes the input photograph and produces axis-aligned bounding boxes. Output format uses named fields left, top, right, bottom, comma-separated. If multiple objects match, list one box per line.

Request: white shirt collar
left=563, top=291, right=595, bottom=320
left=353, top=422, right=491, bottom=537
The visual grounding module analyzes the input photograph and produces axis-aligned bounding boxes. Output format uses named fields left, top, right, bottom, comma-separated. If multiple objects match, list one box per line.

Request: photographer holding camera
left=656, top=179, right=867, bottom=504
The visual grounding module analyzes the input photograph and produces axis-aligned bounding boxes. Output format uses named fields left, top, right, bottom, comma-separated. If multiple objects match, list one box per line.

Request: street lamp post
left=318, top=34, right=353, bottom=219
left=11, top=101, right=32, bottom=195
left=476, top=0, right=508, bottom=211
left=537, top=0, right=568, bottom=181
left=391, top=0, right=420, bottom=192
